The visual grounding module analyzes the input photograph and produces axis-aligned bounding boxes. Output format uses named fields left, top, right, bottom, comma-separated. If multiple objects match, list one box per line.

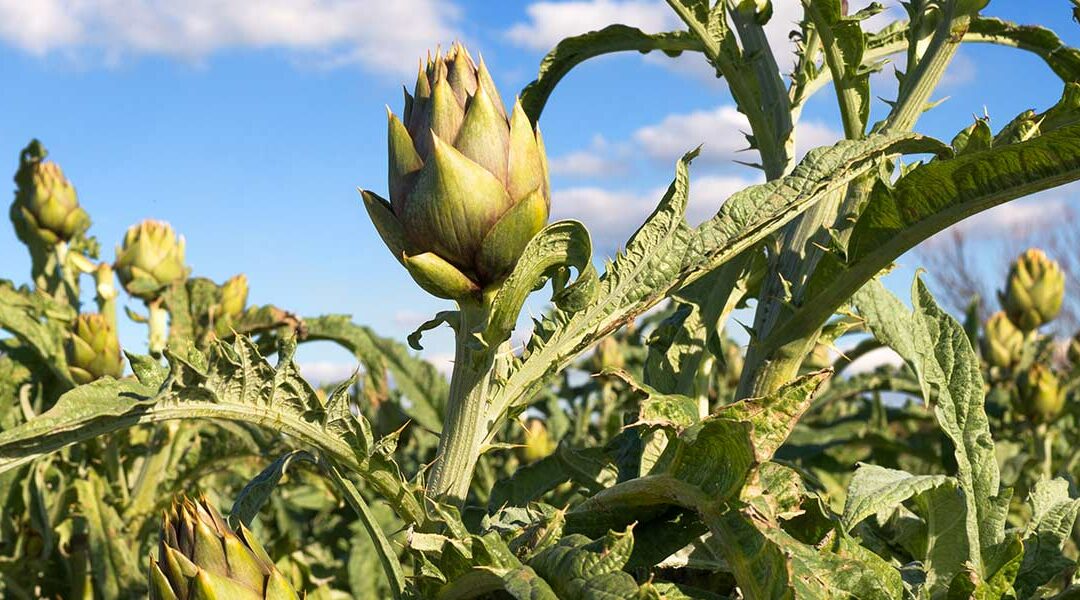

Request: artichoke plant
left=1000, top=248, right=1065, bottom=332
left=362, top=43, right=550, bottom=300
left=213, top=274, right=249, bottom=337
left=983, top=311, right=1024, bottom=369
left=11, top=139, right=90, bottom=247
left=115, top=219, right=190, bottom=301
left=1015, top=364, right=1066, bottom=423
left=520, top=418, right=556, bottom=463
left=150, top=496, right=299, bottom=600
left=65, top=313, right=124, bottom=384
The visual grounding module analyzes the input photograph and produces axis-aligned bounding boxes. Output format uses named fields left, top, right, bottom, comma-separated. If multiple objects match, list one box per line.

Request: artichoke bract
left=362, top=43, right=550, bottom=300
left=114, top=220, right=189, bottom=300
left=1001, top=248, right=1064, bottom=332
left=11, top=139, right=90, bottom=247
left=66, top=313, right=124, bottom=384
left=150, top=496, right=299, bottom=600
left=983, top=311, right=1023, bottom=369
left=1015, top=364, right=1066, bottom=423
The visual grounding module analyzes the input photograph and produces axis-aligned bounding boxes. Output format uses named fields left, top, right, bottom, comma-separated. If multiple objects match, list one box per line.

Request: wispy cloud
left=547, top=104, right=842, bottom=176
left=506, top=0, right=676, bottom=51
left=551, top=173, right=760, bottom=251
left=0, top=0, right=461, bottom=75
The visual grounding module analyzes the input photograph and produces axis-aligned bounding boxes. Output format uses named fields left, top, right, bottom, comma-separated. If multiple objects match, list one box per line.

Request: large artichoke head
left=362, top=43, right=550, bottom=301
left=1001, top=248, right=1064, bottom=332
left=150, top=496, right=299, bottom=600
left=114, top=220, right=190, bottom=301
left=983, top=311, right=1023, bottom=369
left=1015, top=363, right=1066, bottom=423
left=65, top=313, right=124, bottom=384
left=11, top=139, right=90, bottom=247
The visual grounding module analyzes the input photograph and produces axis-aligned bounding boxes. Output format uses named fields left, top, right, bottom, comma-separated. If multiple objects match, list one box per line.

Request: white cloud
left=506, top=0, right=676, bottom=51
left=552, top=173, right=759, bottom=251
left=842, top=346, right=904, bottom=376
left=393, top=309, right=430, bottom=331
left=631, top=105, right=842, bottom=166
left=549, top=135, right=627, bottom=177
left=299, top=360, right=360, bottom=385
left=0, top=0, right=460, bottom=75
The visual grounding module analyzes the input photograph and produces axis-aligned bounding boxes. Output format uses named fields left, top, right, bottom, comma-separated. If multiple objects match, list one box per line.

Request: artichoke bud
left=588, top=337, right=625, bottom=373
left=11, top=139, right=90, bottom=247
left=1015, top=364, right=1066, bottom=423
left=66, top=313, right=124, bottom=384
left=211, top=274, right=249, bottom=338
left=519, top=418, right=556, bottom=463
left=1000, top=248, right=1064, bottom=332
left=723, top=342, right=744, bottom=387
left=363, top=43, right=550, bottom=301
left=983, top=311, right=1023, bottom=369
left=149, top=496, right=300, bottom=600
left=1069, top=331, right=1080, bottom=366
left=114, top=220, right=190, bottom=301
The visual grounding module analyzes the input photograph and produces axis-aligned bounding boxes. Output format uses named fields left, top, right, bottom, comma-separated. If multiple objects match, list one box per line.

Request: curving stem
left=426, top=295, right=497, bottom=505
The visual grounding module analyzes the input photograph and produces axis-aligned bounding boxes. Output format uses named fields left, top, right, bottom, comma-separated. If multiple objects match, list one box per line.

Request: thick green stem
left=738, top=2, right=974, bottom=400
left=427, top=300, right=496, bottom=505
left=1035, top=423, right=1053, bottom=481
left=147, top=299, right=169, bottom=356
left=124, top=421, right=178, bottom=520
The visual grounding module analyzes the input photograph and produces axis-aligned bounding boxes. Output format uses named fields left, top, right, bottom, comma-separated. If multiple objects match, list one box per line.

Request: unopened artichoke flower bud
left=1000, top=249, right=1065, bottom=332
left=66, top=313, right=124, bottom=384
left=219, top=275, right=248, bottom=319
left=519, top=418, right=556, bottom=463
left=1015, top=364, right=1066, bottom=423
left=1068, top=331, right=1080, bottom=366
left=983, top=311, right=1023, bottom=369
left=361, top=43, right=550, bottom=301
left=149, top=496, right=299, bottom=600
left=588, top=336, right=625, bottom=373
left=11, top=139, right=90, bottom=247
left=213, top=274, right=249, bottom=338
left=114, top=220, right=190, bottom=301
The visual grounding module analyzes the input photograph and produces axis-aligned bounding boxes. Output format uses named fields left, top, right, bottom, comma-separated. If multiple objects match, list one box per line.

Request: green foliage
left=7, top=1, right=1080, bottom=598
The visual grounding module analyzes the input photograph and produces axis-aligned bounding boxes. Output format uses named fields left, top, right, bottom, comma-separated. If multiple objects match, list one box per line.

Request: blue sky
left=2, top=0, right=1078, bottom=379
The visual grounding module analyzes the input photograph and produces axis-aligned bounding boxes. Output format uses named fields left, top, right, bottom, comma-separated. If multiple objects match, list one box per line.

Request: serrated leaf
left=782, top=121, right=1080, bottom=346
left=842, top=464, right=950, bottom=531
left=229, top=449, right=317, bottom=526
left=305, top=315, right=447, bottom=433
left=0, top=280, right=76, bottom=387
left=74, top=471, right=143, bottom=598
left=0, top=336, right=426, bottom=526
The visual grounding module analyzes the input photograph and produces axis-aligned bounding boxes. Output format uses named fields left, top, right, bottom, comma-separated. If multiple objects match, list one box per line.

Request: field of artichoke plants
left=8, top=0, right=1080, bottom=598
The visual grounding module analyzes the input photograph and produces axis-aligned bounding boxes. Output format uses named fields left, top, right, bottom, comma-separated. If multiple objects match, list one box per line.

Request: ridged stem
left=427, top=298, right=496, bottom=505
left=147, top=299, right=169, bottom=356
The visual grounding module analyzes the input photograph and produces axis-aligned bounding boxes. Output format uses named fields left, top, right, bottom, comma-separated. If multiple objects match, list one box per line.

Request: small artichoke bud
left=66, top=313, right=124, bottom=384
left=219, top=275, right=248, bottom=319
left=11, top=139, right=90, bottom=247
left=588, top=336, right=625, bottom=373
left=362, top=43, right=550, bottom=300
left=149, top=496, right=299, bottom=600
left=519, top=418, right=556, bottom=463
left=213, top=274, right=249, bottom=338
left=1068, top=331, right=1080, bottom=366
left=1000, top=249, right=1065, bottom=332
left=983, top=311, right=1023, bottom=369
left=723, top=342, right=744, bottom=387
left=1015, top=364, right=1066, bottom=423
left=114, top=220, right=190, bottom=301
